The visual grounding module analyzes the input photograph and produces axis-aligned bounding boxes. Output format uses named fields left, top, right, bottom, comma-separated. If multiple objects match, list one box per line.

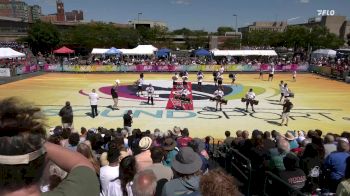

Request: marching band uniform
left=197, top=71, right=204, bottom=88
left=219, top=66, right=224, bottom=75
left=245, top=90, right=256, bottom=112
left=172, top=73, right=179, bottom=87
left=279, top=81, right=284, bottom=102
left=213, top=70, right=218, bottom=86
left=145, top=85, right=155, bottom=105
left=217, top=73, right=223, bottom=86
left=231, top=73, right=237, bottom=85
left=214, top=88, right=225, bottom=111
left=182, top=71, right=189, bottom=87
left=137, top=78, right=144, bottom=96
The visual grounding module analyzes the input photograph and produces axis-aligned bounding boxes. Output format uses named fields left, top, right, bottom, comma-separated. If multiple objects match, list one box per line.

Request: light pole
left=137, top=12, right=142, bottom=25
left=233, top=14, right=238, bottom=32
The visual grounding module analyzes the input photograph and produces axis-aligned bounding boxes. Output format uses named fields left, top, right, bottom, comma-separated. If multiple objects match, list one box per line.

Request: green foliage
left=221, top=38, right=241, bottom=49
left=24, top=21, right=61, bottom=55
left=217, top=26, right=234, bottom=35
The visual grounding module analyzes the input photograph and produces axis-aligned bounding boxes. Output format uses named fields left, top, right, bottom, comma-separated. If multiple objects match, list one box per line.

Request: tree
left=23, top=21, right=61, bottom=55
left=221, top=38, right=241, bottom=49
left=217, top=26, right=234, bottom=35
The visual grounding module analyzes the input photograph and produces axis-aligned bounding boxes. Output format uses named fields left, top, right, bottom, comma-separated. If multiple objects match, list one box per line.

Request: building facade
left=239, top=21, right=288, bottom=33
left=65, top=10, right=83, bottom=22
left=0, top=0, right=41, bottom=22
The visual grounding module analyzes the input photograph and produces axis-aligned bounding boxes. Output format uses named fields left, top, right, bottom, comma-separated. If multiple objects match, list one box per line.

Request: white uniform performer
left=172, top=73, right=179, bottom=88
left=145, top=84, right=155, bottom=105
left=217, top=73, right=223, bottom=86
left=182, top=71, right=189, bottom=87
left=282, top=84, right=290, bottom=98
left=219, top=66, right=225, bottom=75
left=245, top=89, right=256, bottom=112
left=292, top=71, right=297, bottom=82
left=197, top=71, right=204, bottom=89
left=268, top=66, right=275, bottom=81
left=213, top=87, right=225, bottom=111
left=137, top=77, right=144, bottom=96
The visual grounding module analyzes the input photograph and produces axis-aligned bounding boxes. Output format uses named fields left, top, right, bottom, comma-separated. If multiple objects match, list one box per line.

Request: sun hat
left=163, top=137, right=176, bottom=151
left=283, top=132, right=295, bottom=141
left=139, top=136, right=152, bottom=150
left=172, top=147, right=202, bottom=174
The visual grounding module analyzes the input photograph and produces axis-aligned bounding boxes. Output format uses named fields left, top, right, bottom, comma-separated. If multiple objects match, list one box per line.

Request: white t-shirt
left=214, top=90, right=224, bottom=98
left=246, top=92, right=256, bottom=99
left=283, top=87, right=289, bottom=96
left=197, top=74, right=204, bottom=82
left=279, top=83, right=284, bottom=93
left=106, top=180, right=133, bottom=196
left=181, top=89, right=189, bottom=96
left=138, top=78, right=143, bottom=87
left=146, top=86, right=155, bottom=95
left=219, top=67, right=224, bottom=74
left=89, top=92, right=99, bottom=105
left=100, top=165, right=120, bottom=196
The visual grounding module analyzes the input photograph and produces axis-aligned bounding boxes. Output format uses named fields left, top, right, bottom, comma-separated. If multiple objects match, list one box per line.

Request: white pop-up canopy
left=211, top=49, right=277, bottom=56
left=120, top=45, right=158, bottom=55
left=0, top=47, right=25, bottom=59
left=91, top=48, right=109, bottom=54
left=312, top=49, right=337, bottom=58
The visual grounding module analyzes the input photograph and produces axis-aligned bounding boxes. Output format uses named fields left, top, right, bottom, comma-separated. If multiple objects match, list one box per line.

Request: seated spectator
left=0, top=97, right=99, bottom=196
left=80, top=127, right=87, bottom=142
left=278, top=153, right=306, bottom=190
left=198, top=169, right=242, bottom=196
left=263, top=131, right=276, bottom=151
left=324, top=134, right=337, bottom=158
left=283, top=132, right=299, bottom=150
left=60, top=128, right=72, bottom=147
left=189, top=138, right=209, bottom=172
left=336, top=156, right=350, bottom=195
left=77, top=143, right=100, bottom=175
left=135, top=136, right=153, bottom=171
left=177, top=128, right=192, bottom=147
left=146, top=146, right=173, bottom=181
left=67, top=132, right=80, bottom=151
left=162, top=137, right=179, bottom=167
left=107, top=156, right=136, bottom=196
left=162, top=147, right=202, bottom=195
left=100, top=141, right=121, bottom=196
left=269, top=138, right=290, bottom=172
left=324, top=139, right=350, bottom=192
left=232, top=130, right=243, bottom=147
left=132, top=170, right=157, bottom=196
left=223, top=130, right=234, bottom=147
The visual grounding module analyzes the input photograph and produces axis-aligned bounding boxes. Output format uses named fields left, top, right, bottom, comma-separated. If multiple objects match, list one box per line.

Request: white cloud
left=171, top=0, right=192, bottom=5
left=299, top=0, right=310, bottom=3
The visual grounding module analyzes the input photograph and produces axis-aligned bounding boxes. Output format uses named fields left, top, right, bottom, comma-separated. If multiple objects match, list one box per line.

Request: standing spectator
left=163, top=137, right=178, bottom=167
left=100, top=141, right=121, bottom=196
left=177, top=128, right=192, bottom=148
left=280, top=98, right=293, bottom=126
left=146, top=146, right=173, bottom=181
left=77, top=143, right=100, bottom=175
left=107, top=156, right=137, bottom=196
left=0, top=97, right=99, bottom=196
left=135, top=137, right=153, bottom=172
left=132, top=170, right=157, bottom=196
left=59, top=101, right=73, bottom=128
left=161, top=147, right=202, bottom=195
left=123, top=110, right=133, bottom=135
left=88, top=89, right=99, bottom=118
left=324, top=139, right=350, bottom=192
left=324, top=134, right=337, bottom=158
left=223, top=130, right=234, bottom=147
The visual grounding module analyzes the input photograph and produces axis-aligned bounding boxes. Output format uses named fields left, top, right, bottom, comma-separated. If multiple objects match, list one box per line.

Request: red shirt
left=177, top=137, right=193, bottom=147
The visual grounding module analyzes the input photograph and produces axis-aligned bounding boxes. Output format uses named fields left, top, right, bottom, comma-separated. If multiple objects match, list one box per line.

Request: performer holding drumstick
left=245, top=88, right=256, bottom=112
left=182, top=71, right=189, bottom=87
left=172, top=72, right=179, bottom=88
left=145, top=83, right=155, bottom=105
left=197, top=71, right=204, bottom=90
left=136, top=73, right=144, bottom=96
left=213, top=86, right=225, bottom=111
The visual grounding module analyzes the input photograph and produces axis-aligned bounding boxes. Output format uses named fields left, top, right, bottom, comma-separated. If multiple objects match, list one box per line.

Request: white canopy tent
left=211, top=49, right=278, bottom=56
left=0, top=48, right=25, bottom=59
left=311, top=49, right=337, bottom=58
left=91, top=48, right=109, bottom=54
left=120, top=45, right=158, bottom=55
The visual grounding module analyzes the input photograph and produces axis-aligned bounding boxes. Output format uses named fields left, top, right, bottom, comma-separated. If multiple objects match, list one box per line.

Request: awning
left=53, top=46, right=75, bottom=54
left=0, top=47, right=25, bottom=59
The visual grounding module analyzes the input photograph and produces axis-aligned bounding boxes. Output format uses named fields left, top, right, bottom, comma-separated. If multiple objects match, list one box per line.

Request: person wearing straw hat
left=161, top=147, right=202, bottom=195
left=111, top=80, right=120, bottom=110
left=135, top=136, right=153, bottom=172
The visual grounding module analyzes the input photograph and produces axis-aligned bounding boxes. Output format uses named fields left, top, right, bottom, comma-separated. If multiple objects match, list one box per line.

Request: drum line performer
left=213, top=86, right=225, bottom=111
left=197, top=71, right=204, bottom=90
left=178, top=86, right=190, bottom=110
left=217, top=73, right=223, bottom=87
left=213, top=69, right=218, bottom=86
left=136, top=73, right=144, bottom=96
left=245, top=88, right=256, bottom=112
left=145, top=83, right=155, bottom=105
left=172, top=72, right=179, bottom=88
left=182, top=71, right=189, bottom=87
left=279, top=80, right=284, bottom=102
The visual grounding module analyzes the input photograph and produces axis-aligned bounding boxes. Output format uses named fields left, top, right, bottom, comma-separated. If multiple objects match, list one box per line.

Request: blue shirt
left=324, top=151, right=350, bottom=180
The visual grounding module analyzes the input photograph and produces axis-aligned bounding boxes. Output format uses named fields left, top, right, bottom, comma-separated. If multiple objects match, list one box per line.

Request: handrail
left=263, top=171, right=305, bottom=196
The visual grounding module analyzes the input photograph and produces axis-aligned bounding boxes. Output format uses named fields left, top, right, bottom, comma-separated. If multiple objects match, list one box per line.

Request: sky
left=25, top=0, right=350, bottom=32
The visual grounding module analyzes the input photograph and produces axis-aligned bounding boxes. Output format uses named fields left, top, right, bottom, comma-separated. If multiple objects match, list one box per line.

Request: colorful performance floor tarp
left=0, top=73, right=349, bottom=139
left=166, top=82, right=194, bottom=110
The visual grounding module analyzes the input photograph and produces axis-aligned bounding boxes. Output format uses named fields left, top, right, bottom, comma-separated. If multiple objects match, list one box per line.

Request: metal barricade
left=263, top=171, right=305, bottom=196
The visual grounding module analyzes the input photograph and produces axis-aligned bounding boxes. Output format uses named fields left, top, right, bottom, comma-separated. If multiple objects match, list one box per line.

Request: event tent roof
left=0, top=47, right=25, bottom=59
left=91, top=48, right=109, bottom=54
left=312, top=49, right=336, bottom=57
left=194, top=49, right=211, bottom=56
left=53, top=46, right=74, bottom=54
left=211, top=49, right=277, bottom=56
left=105, top=47, right=121, bottom=55
left=120, top=45, right=158, bottom=55
left=156, top=48, right=171, bottom=57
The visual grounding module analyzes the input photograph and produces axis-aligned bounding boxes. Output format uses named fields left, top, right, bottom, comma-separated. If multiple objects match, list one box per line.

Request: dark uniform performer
left=229, top=73, right=237, bottom=86
left=197, top=71, right=204, bottom=90
left=182, top=71, right=189, bottom=87
left=213, top=87, right=225, bottom=111
left=145, top=84, right=155, bottom=105
left=136, top=73, right=144, bottom=96
left=111, top=80, right=119, bottom=110
left=213, top=70, right=218, bottom=86
left=279, top=80, right=284, bottom=102
left=217, top=73, right=223, bottom=87
left=281, top=98, right=293, bottom=126
left=245, top=88, right=256, bottom=112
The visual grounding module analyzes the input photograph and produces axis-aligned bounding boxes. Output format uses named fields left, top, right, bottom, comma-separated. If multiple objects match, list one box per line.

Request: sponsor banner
left=0, top=68, right=11, bottom=77
left=16, top=65, right=39, bottom=75
left=44, top=63, right=310, bottom=72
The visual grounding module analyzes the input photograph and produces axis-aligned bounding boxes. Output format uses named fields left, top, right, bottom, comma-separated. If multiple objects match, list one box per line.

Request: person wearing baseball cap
left=162, top=147, right=202, bottom=195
